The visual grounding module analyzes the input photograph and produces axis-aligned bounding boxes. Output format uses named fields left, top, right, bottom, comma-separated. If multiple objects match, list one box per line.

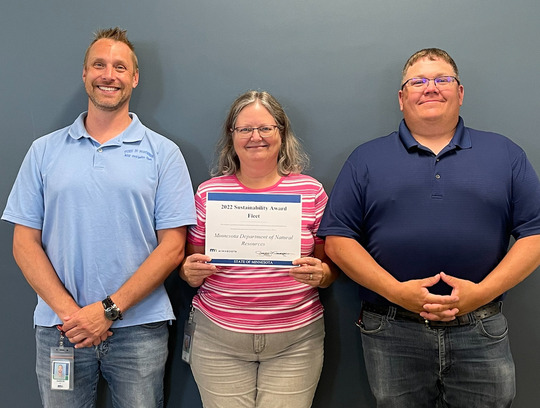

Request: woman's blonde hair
left=212, top=90, right=309, bottom=176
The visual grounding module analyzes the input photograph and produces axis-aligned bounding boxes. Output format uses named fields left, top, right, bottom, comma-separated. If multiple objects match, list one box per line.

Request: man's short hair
left=83, top=27, right=138, bottom=70
left=401, top=48, right=459, bottom=83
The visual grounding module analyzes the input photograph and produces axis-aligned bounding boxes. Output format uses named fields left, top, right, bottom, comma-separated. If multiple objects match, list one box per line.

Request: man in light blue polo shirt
left=2, top=27, right=196, bottom=407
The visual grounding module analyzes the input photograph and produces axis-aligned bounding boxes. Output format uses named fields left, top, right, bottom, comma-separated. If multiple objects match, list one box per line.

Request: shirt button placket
left=94, top=146, right=105, bottom=169
left=432, top=157, right=443, bottom=198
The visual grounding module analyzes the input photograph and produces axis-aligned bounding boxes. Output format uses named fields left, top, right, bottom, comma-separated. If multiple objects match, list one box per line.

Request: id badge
left=181, top=307, right=196, bottom=364
left=50, top=346, right=74, bottom=390
left=51, top=326, right=74, bottom=391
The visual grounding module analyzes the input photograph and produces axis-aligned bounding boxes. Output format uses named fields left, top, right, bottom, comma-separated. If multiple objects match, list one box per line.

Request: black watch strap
left=102, top=296, right=123, bottom=321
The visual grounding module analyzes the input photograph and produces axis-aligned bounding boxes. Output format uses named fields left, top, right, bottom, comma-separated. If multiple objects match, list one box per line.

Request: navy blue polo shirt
left=318, top=117, right=540, bottom=304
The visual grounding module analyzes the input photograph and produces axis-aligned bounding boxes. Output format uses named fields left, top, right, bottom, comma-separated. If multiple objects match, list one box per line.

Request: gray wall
left=1, top=1, right=539, bottom=407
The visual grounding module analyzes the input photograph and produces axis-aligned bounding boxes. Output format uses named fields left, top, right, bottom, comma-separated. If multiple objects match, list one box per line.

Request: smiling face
left=232, top=102, right=282, bottom=169
left=398, top=57, right=464, bottom=129
left=82, top=39, right=139, bottom=112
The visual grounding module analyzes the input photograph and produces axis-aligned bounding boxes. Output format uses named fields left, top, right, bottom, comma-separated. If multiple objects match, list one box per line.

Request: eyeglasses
left=233, top=125, right=279, bottom=139
left=401, top=76, right=460, bottom=90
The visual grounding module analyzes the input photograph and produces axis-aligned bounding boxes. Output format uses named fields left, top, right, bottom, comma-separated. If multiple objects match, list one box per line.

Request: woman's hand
left=289, top=244, right=339, bottom=288
left=180, top=253, right=217, bottom=287
left=289, top=257, right=326, bottom=287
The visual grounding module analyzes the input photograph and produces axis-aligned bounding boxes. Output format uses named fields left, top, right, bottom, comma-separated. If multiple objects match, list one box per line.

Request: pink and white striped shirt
left=188, top=173, right=327, bottom=333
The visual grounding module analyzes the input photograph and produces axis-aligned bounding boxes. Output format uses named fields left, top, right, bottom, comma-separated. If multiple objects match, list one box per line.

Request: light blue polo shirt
left=2, top=112, right=196, bottom=327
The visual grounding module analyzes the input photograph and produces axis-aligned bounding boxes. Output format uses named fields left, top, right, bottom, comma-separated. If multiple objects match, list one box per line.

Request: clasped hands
left=395, top=272, right=485, bottom=322
left=60, top=302, right=113, bottom=349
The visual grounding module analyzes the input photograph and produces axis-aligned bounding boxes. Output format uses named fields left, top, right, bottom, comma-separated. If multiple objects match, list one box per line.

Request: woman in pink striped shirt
left=180, top=90, right=338, bottom=408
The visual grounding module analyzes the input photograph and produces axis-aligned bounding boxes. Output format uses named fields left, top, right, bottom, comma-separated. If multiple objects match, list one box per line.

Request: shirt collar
left=398, top=116, right=471, bottom=152
left=68, top=112, right=143, bottom=144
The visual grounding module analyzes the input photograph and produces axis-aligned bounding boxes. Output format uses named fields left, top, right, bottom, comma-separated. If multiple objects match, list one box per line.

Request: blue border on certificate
left=210, top=259, right=295, bottom=266
left=208, top=192, right=301, bottom=203
left=205, top=192, right=302, bottom=268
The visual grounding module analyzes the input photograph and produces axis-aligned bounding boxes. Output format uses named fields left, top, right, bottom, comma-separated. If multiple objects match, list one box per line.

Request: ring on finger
left=309, top=273, right=313, bottom=280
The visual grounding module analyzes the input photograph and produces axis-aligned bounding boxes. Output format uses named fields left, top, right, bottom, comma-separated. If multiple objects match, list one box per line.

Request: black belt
left=361, top=301, right=502, bottom=328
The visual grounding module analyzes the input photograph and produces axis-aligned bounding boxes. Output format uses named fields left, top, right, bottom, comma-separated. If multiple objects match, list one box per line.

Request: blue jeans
left=36, top=322, right=168, bottom=408
left=190, top=309, right=324, bottom=408
left=359, top=303, right=515, bottom=408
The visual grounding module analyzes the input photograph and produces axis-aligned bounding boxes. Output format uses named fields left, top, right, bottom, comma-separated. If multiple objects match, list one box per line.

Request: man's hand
left=421, top=272, right=487, bottom=320
left=62, top=302, right=113, bottom=348
left=391, top=273, right=460, bottom=321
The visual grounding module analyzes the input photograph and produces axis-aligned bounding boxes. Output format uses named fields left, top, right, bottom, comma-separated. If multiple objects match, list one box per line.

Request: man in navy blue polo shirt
left=318, top=48, right=540, bottom=407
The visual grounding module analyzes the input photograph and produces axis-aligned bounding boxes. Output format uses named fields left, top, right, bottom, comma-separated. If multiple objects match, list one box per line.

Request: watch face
left=105, top=307, right=119, bottom=320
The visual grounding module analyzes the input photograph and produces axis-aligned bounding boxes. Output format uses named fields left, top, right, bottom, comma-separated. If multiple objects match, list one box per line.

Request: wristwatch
left=102, top=296, right=123, bottom=321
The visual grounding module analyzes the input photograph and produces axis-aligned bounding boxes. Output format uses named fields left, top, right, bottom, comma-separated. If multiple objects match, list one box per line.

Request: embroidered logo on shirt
left=124, top=149, right=154, bottom=161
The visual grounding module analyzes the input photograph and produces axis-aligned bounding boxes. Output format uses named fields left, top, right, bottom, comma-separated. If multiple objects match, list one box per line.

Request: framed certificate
left=205, top=192, right=302, bottom=267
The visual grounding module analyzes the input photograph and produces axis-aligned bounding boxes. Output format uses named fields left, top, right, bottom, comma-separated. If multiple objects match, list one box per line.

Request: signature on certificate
left=256, top=251, right=293, bottom=258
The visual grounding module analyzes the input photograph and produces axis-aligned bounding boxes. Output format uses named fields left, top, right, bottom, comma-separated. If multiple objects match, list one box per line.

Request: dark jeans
left=359, top=305, right=515, bottom=408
